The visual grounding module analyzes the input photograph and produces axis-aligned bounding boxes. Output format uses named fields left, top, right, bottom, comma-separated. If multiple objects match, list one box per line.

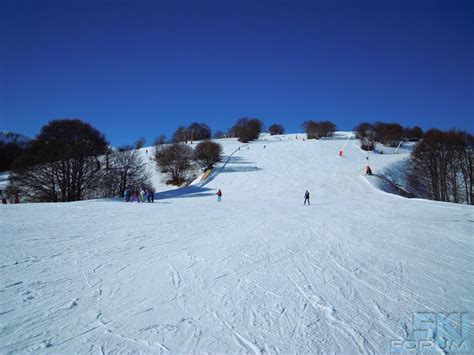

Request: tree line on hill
left=0, top=117, right=302, bottom=175
left=4, top=119, right=228, bottom=202
left=354, top=122, right=423, bottom=150
left=302, top=120, right=337, bottom=139
left=3, top=116, right=285, bottom=201
left=3, top=117, right=472, bottom=205
left=353, top=121, right=473, bottom=205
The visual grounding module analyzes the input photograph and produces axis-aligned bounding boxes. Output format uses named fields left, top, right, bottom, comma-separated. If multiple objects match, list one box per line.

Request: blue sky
left=0, top=0, right=472, bottom=146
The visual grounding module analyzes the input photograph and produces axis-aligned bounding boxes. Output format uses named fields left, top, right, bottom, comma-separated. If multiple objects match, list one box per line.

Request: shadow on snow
left=155, top=186, right=215, bottom=200
left=150, top=142, right=258, bottom=200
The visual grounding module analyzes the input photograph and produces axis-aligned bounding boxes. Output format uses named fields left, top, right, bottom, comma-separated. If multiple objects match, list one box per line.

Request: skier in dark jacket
left=147, top=189, right=154, bottom=203
left=216, top=189, right=222, bottom=202
left=304, top=190, right=310, bottom=205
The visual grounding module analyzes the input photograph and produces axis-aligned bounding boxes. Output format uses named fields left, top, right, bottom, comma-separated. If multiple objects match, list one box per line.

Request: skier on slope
left=304, top=190, right=310, bottom=205
left=139, top=189, right=145, bottom=202
left=216, top=189, right=222, bottom=202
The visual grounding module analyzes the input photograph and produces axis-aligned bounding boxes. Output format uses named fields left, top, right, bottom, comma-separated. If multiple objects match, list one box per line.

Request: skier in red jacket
left=216, top=189, right=222, bottom=202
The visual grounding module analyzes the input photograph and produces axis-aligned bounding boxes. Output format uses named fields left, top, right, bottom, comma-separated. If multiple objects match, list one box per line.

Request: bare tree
left=172, top=126, right=189, bottom=143
left=302, top=120, right=336, bottom=139
left=318, top=121, right=336, bottom=137
left=194, top=141, right=223, bottom=170
left=408, top=129, right=473, bottom=204
left=354, top=122, right=376, bottom=150
left=8, top=119, right=108, bottom=202
left=103, top=149, right=152, bottom=197
left=354, top=122, right=374, bottom=139
left=134, top=137, right=146, bottom=149
left=268, top=124, right=285, bottom=135
left=172, top=123, right=212, bottom=143
left=154, top=143, right=194, bottom=185
left=374, top=122, right=403, bottom=146
left=232, top=118, right=262, bottom=143
left=403, top=126, right=423, bottom=141
left=188, top=122, right=212, bottom=141
left=0, top=142, right=25, bottom=172
left=100, top=148, right=116, bottom=198
left=153, top=134, right=167, bottom=146
left=459, top=132, right=474, bottom=204
left=302, top=120, right=318, bottom=139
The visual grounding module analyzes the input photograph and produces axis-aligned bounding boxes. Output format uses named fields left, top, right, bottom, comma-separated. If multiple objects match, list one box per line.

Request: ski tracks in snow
left=255, top=223, right=377, bottom=355
left=2, top=136, right=473, bottom=353
left=214, top=311, right=262, bottom=355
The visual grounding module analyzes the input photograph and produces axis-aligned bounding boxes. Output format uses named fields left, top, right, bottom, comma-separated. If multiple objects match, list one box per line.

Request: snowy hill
left=1, top=133, right=473, bottom=353
left=0, top=131, right=31, bottom=146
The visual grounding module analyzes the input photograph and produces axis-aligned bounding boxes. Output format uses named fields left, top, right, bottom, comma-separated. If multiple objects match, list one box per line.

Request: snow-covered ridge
left=0, top=131, right=31, bottom=145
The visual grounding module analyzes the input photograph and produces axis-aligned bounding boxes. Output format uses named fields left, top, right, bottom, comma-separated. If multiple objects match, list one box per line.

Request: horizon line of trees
left=3, top=117, right=472, bottom=205
left=354, top=122, right=424, bottom=150
left=302, top=120, right=337, bottom=139
left=353, top=121, right=473, bottom=205
left=4, top=119, right=226, bottom=201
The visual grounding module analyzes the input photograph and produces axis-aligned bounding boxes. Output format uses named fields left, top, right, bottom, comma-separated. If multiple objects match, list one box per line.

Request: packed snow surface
left=1, top=134, right=473, bottom=354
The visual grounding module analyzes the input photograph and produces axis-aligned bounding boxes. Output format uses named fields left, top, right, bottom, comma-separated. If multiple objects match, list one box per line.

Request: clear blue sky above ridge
left=0, top=0, right=472, bottom=146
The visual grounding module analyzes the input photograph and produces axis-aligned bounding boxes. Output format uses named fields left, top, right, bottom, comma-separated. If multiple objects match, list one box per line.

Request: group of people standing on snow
left=123, top=187, right=154, bottom=203
left=118, top=141, right=324, bottom=206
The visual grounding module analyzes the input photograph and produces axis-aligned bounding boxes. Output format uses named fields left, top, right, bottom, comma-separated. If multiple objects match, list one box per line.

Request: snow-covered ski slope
left=1, top=133, right=473, bottom=354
